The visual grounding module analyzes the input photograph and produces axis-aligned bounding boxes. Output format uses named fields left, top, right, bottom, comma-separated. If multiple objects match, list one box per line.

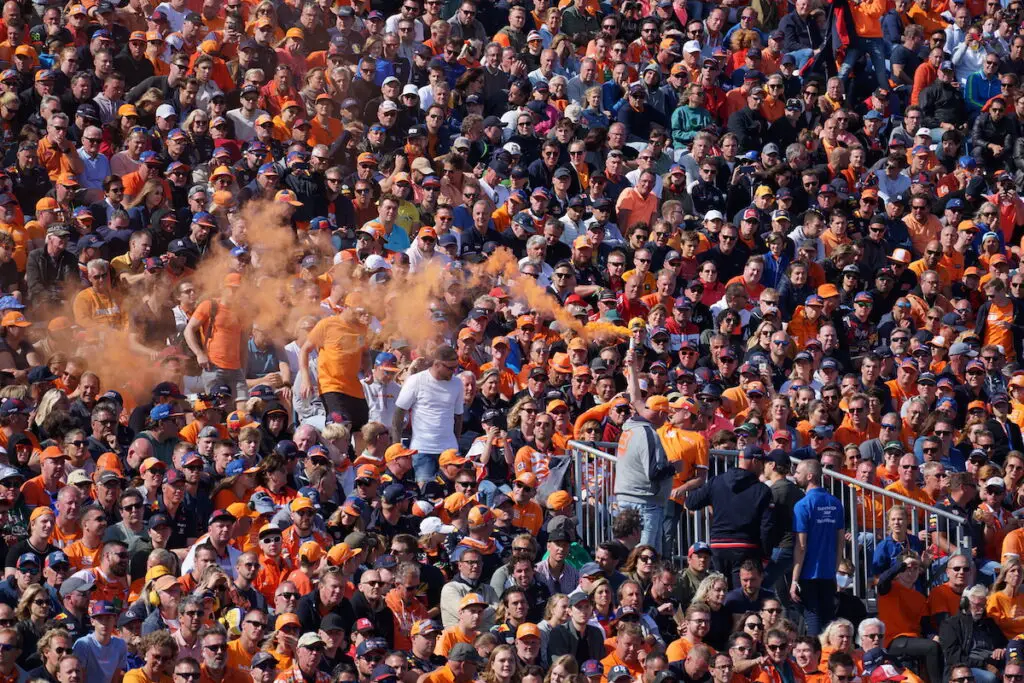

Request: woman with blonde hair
left=587, top=577, right=616, bottom=635
left=481, top=644, right=520, bottom=683
left=125, top=630, right=178, bottom=683
left=15, top=583, right=51, bottom=666
left=818, top=618, right=862, bottom=672
left=125, top=179, right=167, bottom=227
left=33, top=388, right=68, bottom=430
left=693, top=571, right=731, bottom=651
left=537, top=594, right=569, bottom=654
left=544, top=655, right=579, bottom=683
left=987, top=556, right=1024, bottom=639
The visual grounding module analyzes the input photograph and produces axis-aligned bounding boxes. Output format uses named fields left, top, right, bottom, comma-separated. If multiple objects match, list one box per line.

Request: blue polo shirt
left=792, top=486, right=845, bottom=580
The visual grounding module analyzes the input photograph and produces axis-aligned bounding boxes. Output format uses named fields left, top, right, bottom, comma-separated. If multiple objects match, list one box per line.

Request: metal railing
left=568, top=441, right=972, bottom=597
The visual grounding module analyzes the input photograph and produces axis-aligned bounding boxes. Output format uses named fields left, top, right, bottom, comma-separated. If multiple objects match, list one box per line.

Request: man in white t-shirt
left=392, top=345, right=465, bottom=486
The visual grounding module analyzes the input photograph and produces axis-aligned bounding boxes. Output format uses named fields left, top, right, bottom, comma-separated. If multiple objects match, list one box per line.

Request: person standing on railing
left=657, top=395, right=709, bottom=559
left=790, top=459, right=845, bottom=637
left=684, top=444, right=774, bottom=588
left=613, top=349, right=684, bottom=555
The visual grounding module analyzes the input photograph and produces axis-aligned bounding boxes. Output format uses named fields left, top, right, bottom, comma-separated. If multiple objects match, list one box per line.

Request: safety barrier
left=568, top=441, right=972, bottom=597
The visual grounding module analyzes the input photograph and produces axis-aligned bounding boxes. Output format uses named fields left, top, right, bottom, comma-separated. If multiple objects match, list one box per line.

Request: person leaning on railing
left=938, top=584, right=1006, bottom=683
left=876, top=551, right=944, bottom=683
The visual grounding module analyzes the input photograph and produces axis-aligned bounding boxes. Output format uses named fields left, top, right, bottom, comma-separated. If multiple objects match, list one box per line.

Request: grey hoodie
left=614, top=416, right=675, bottom=504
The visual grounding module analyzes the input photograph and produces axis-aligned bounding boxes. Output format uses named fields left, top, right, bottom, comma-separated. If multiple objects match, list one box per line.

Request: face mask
left=836, top=572, right=853, bottom=589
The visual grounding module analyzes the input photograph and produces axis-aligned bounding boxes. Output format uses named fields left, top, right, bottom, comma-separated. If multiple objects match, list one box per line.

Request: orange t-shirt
left=36, top=137, right=76, bottom=181
left=615, top=188, right=658, bottom=230
left=665, top=638, right=716, bottom=663
left=179, top=421, right=229, bottom=444
left=191, top=299, right=244, bottom=371
left=657, top=425, right=708, bottom=504
left=879, top=581, right=926, bottom=645
left=65, top=538, right=103, bottom=571
left=226, top=639, right=260, bottom=672
left=926, top=582, right=962, bottom=624
left=435, top=626, right=476, bottom=657
left=600, top=652, right=643, bottom=683
left=49, top=521, right=81, bottom=549
left=984, top=300, right=1016, bottom=361
left=306, top=315, right=368, bottom=399
left=1002, top=527, right=1024, bottom=562
left=987, top=590, right=1024, bottom=640
left=21, top=476, right=61, bottom=509
left=511, top=500, right=543, bottom=536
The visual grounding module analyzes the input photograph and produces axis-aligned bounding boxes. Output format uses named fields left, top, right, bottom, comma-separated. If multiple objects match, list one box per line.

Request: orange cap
left=117, top=104, right=138, bottom=117
left=568, top=337, right=588, bottom=351
left=327, top=542, right=362, bottom=566
left=645, top=395, right=670, bottom=413
left=275, top=613, right=301, bottom=630
left=97, top=454, right=122, bottom=474
left=467, top=505, right=494, bottom=527
left=572, top=235, right=592, bottom=249
left=35, top=197, right=58, bottom=212
left=2, top=312, right=31, bottom=328
left=129, top=31, right=146, bottom=41
left=458, top=593, right=488, bottom=610
left=385, top=443, right=417, bottom=462
left=39, top=446, right=66, bottom=461
left=299, top=541, right=324, bottom=563
left=516, top=623, right=542, bottom=639
left=546, top=399, right=569, bottom=413
left=515, top=472, right=539, bottom=488
left=546, top=490, right=573, bottom=511
left=817, top=284, right=840, bottom=299
left=285, top=27, right=304, bottom=39
left=443, top=491, right=475, bottom=513
left=438, top=449, right=468, bottom=468
left=549, top=352, right=572, bottom=374
left=355, top=464, right=379, bottom=480
left=145, top=31, right=164, bottom=41
left=290, top=497, right=315, bottom=513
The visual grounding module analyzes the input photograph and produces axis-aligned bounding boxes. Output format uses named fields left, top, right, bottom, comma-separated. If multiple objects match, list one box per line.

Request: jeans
left=838, top=36, right=888, bottom=99
left=663, top=500, right=685, bottom=559
left=477, top=481, right=511, bottom=506
left=413, top=452, right=440, bottom=484
left=972, top=668, right=999, bottom=683
left=798, top=578, right=837, bottom=636
left=888, top=636, right=943, bottom=683
left=200, top=366, right=247, bottom=402
left=686, top=0, right=706, bottom=19
left=618, top=500, right=665, bottom=554
left=764, top=546, right=795, bottom=601
left=788, top=48, right=814, bottom=69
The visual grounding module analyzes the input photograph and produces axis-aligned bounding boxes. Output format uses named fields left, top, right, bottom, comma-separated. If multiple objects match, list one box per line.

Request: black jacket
left=547, top=621, right=607, bottom=662
left=939, top=612, right=1006, bottom=678
left=296, top=590, right=355, bottom=635
left=26, top=246, right=78, bottom=308
left=685, top=468, right=775, bottom=553
left=727, top=106, right=768, bottom=153
left=349, top=590, right=396, bottom=648
left=919, top=81, right=968, bottom=130
left=972, top=113, right=1014, bottom=165
left=779, top=11, right=822, bottom=52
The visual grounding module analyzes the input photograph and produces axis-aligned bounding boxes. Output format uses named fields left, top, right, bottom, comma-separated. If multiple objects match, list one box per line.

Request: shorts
left=201, top=366, right=248, bottom=402
left=321, top=392, right=370, bottom=430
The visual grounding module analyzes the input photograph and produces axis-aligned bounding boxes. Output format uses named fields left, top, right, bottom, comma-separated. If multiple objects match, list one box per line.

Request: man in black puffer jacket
left=685, top=445, right=775, bottom=587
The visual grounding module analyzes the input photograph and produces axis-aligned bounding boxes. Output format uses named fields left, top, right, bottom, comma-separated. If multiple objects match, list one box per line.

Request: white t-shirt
left=154, top=2, right=188, bottom=31
left=395, top=368, right=465, bottom=453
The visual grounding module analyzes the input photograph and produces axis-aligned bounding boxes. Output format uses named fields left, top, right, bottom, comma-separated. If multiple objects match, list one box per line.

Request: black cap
left=483, top=116, right=503, bottom=128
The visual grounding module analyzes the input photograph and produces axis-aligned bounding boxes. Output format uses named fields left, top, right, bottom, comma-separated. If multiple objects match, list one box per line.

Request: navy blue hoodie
left=685, top=467, right=775, bottom=553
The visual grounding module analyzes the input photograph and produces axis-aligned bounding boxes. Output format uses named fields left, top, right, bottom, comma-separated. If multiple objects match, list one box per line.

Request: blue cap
left=45, top=550, right=69, bottom=568
left=0, top=296, right=23, bottom=310
left=741, top=445, right=766, bottom=460
left=0, top=399, right=29, bottom=416
left=864, top=110, right=883, bottom=120
left=139, top=151, right=158, bottom=162
left=230, top=245, right=249, bottom=258
left=960, top=155, right=977, bottom=168
left=947, top=198, right=964, bottom=209
left=608, top=666, right=632, bottom=682
left=16, top=553, right=39, bottom=569
left=689, top=542, right=712, bottom=555
left=274, top=440, right=301, bottom=458
left=374, top=352, right=399, bottom=369
left=309, top=216, right=331, bottom=231
left=149, top=404, right=182, bottom=422
left=248, top=384, right=276, bottom=399
left=225, top=459, right=249, bottom=477
left=192, top=211, right=216, bottom=226
left=297, top=487, right=322, bottom=508
left=258, top=163, right=278, bottom=175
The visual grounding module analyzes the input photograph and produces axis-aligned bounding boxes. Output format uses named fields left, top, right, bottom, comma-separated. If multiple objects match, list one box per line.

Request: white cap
left=503, top=142, right=522, bottom=156
left=402, top=84, right=419, bottom=96
left=364, top=254, right=392, bottom=272
left=916, top=127, right=932, bottom=138
left=985, top=477, right=1006, bottom=489
left=453, top=136, right=471, bottom=149
left=704, top=209, right=724, bottom=221
left=683, top=40, right=701, bottom=53
left=382, top=76, right=400, bottom=86
left=420, top=517, right=456, bottom=535
left=527, top=30, right=542, bottom=41
left=156, top=103, right=177, bottom=119
left=380, top=100, right=399, bottom=112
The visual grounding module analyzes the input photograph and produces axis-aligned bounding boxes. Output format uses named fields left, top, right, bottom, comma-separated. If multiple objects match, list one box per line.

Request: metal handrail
left=567, top=440, right=973, bottom=598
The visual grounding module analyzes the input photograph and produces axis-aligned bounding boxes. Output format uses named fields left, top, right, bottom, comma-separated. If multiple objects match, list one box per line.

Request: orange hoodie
left=850, top=0, right=886, bottom=38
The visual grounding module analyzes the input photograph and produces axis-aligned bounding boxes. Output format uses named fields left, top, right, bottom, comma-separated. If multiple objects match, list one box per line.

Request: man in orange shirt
left=36, top=113, right=84, bottom=181
left=298, top=298, right=371, bottom=433
left=76, top=540, right=130, bottom=607
left=884, top=359, right=921, bottom=412
left=21, top=446, right=66, bottom=509
left=601, top=622, right=645, bottom=682
left=435, top=593, right=486, bottom=657
left=659, top=396, right=709, bottom=554
left=253, top=523, right=292, bottom=604
left=884, top=454, right=932, bottom=525
left=904, top=194, right=944, bottom=255
left=184, top=273, right=248, bottom=405
left=280, top=497, right=331, bottom=564
left=834, top=393, right=880, bottom=445
left=65, top=505, right=107, bottom=571
left=509, top=472, right=543, bottom=536
left=199, top=625, right=249, bottom=683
